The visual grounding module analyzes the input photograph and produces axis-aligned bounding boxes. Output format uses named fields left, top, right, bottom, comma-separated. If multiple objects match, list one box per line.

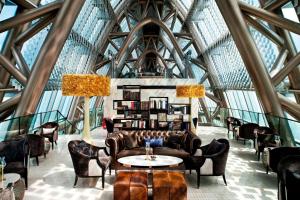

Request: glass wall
left=0, top=2, right=17, bottom=51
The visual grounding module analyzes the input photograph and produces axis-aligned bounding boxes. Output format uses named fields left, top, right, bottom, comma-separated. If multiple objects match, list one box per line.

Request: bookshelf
left=113, top=86, right=190, bottom=130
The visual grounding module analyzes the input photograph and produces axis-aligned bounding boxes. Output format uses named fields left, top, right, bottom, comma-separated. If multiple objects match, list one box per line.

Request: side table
left=0, top=173, right=25, bottom=200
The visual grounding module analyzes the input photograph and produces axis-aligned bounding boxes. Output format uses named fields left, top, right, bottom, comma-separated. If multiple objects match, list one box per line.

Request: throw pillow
left=150, top=138, right=163, bottom=147
left=123, top=133, right=139, bottom=149
left=43, top=127, right=56, bottom=134
left=205, top=139, right=225, bottom=155
left=166, top=134, right=185, bottom=148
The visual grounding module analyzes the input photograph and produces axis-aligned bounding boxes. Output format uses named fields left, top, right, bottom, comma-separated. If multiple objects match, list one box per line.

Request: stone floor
left=24, top=126, right=277, bottom=200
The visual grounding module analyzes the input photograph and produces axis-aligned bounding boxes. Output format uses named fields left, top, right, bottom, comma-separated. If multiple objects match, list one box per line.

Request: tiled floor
left=24, top=126, right=277, bottom=200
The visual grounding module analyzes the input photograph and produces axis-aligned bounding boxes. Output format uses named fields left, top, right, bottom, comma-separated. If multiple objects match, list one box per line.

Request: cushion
left=166, top=134, right=185, bottom=148
left=153, top=147, right=190, bottom=160
left=123, top=133, right=139, bottom=149
left=42, top=128, right=56, bottom=134
left=205, top=139, right=225, bottom=155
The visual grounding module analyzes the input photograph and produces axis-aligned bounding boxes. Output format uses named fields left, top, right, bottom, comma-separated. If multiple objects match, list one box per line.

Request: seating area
left=7, top=126, right=278, bottom=200
left=1, top=0, right=300, bottom=199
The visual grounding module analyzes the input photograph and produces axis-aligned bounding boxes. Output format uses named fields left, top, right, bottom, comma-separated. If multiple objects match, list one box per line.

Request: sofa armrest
left=185, top=131, right=201, bottom=154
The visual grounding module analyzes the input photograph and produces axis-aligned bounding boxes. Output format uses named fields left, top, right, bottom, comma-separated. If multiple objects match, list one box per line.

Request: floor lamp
left=62, top=74, right=110, bottom=143
left=176, top=85, right=205, bottom=134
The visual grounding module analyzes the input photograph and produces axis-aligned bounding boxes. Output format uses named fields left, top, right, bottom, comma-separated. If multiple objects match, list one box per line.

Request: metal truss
left=0, top=0, right=84, bottom=119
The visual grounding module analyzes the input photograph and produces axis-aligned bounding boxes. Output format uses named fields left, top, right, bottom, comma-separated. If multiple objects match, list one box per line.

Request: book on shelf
left=114, top=123, right=123, bottom=128
left=158, top=113, right=167, bottom=121
left=132, top=120, right=139, bottom=128
left=125, top=121, right=132, bottom=128
left=140, top=101, right=150, bottom=110
left=139, top=120, right=146, bottom=129
left=159, top=122, right=168, bottom=128
left=150, top=119, right=157, bottom=129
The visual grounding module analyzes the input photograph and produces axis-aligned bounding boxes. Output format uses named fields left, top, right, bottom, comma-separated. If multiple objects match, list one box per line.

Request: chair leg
left=257, top=152, right=260, bottom=161
left=266, top=166, right=269, bottom=174
left=244, top=139, right=246, bottom=145
left=36, top=156, right=39, bottom=166
left=55, top=141, right=57, bottom=145
left=52, top=141, right=54, bottom=150
left=25, top=171, right=28, bottom=189
left=44, top=153, right=46, bottom=158
left=189, top=169, right=192, bottom=174
left=222, top=174, right=227, bottom=186
left=74, top=175, right=78, bottom=187
left=109, top=166, right=111, bottom=175
left=102, top=170, right=105, bottom=189
left=196, top=169, right=200, bottom=189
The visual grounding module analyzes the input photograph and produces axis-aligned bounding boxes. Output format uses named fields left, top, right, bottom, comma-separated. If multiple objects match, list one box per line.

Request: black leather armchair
left=190, top=138, right=230, bottom=188
left=277, top=155, right=300, bottom=200
left=266, top=147, right=300, bottom=174
left=0, top=138, right=29, bottom=188
left=254, top=126, right=278, bottom=161
left=27, top=134, right=45, bottom=165
left=226, top=117, right=241, bottom=138
left=68, top=140, right=112, bottom=188
left=237, top=123, right=259, bottom=145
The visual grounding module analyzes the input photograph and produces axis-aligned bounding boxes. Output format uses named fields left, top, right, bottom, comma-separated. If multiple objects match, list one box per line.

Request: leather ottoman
left=114, top=171, right=148, bottom=200
left=153, top=171, right=187, bottom=200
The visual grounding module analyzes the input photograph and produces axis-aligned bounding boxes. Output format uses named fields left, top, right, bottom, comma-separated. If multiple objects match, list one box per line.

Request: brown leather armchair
left=190, top=138, right=230, bottom=188
left=40, top=122, right=58, bottom=150
left=68, top=140, right=112, bottom=188
left=27, top=134, right=45, bottom=165
left=0, top=138, right=29, bottom=188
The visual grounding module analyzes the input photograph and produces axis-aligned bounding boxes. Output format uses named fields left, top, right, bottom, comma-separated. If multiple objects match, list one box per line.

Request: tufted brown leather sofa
left=105, top=130, right=201, bottom=169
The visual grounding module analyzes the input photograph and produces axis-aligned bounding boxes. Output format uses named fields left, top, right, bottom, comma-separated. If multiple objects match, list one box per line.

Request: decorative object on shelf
left=62, top=74, right=110, bottom=143
left=176, top=84, right=205, bottom=133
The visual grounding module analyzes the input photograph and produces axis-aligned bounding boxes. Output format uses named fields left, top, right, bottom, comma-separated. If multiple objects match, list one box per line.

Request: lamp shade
left=176, top=85, right=205, bottom=98
left=62, top=74, right=110, bottom=97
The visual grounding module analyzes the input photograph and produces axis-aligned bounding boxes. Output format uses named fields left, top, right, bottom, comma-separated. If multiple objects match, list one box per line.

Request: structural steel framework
left=0, top=0, right=300, bottom=146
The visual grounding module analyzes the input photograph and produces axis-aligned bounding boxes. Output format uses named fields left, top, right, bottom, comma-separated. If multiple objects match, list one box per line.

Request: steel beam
left=270, top=48, right=288, bottom=73
left=134, top=49, right=169, bottom=70
left=272, top=52, right=300, bottom=86
left=15, top=13, right=56, bottom=45
left=0, top=93, right=21, bottom=113
left=15, top=0, right=84, bottom=116
left=278, top=93, right=300, bottom=120
left=263, top=0, right=289, bottom=11
left=216, top=0, right=293, bottom=145
left=10, top=0, right=38, bottom=9
left=244, top=14, right=284, bottom=47
left=0, top=1, right=62, bottom=33
left=239, top=1, right=300, bottom=35
left=0, top=55, right=27, bottom=85
left=278, top=29, right=300, bottom=103
left=11, top=47, right=30, bottom=78
left=0, top=0, right=4, bottom=12
left=116, top=18, right=184, bottom=62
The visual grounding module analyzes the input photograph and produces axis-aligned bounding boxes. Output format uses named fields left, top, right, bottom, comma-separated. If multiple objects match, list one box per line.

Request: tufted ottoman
left=114, top=171, right=148, bottom=200
left=153, top=171, right=187, bottom=200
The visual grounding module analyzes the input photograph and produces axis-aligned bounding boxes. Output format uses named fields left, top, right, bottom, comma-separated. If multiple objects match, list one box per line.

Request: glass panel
left=0, top=3, right=17, bottom=51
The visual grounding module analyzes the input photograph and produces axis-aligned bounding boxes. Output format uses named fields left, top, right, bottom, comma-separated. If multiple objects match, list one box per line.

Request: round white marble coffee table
left=118, top=155, right=183, bottom=168
left=0, top=173, right=20, bottom=188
